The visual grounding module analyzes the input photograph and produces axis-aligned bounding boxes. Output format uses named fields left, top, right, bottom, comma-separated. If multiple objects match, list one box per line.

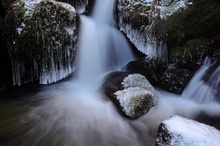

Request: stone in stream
left=154, top=115, right=220, bottom=146
left=102, top=72, right=157, bottom=119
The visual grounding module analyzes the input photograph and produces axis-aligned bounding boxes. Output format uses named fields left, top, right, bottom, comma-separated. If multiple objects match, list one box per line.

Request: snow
left=115, top=87, right=155, bottom=117
left=113, top=74, right=156, bottom=118
left=158, top=0, right=193, bottom=19
left=158, top=115, right=220, bottom=146
left=122, top=74, right=154, bottom=91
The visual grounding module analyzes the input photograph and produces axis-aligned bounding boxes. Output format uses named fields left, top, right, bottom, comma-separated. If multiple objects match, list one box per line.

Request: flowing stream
left=0, top=0, right=220, bottom=146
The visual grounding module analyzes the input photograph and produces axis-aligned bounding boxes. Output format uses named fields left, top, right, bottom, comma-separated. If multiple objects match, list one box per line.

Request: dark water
left=1, top=80, right=220, bottom=146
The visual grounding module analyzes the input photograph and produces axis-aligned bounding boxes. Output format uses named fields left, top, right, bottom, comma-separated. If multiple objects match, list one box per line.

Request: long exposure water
left=0, top=0, right=220, bottom=146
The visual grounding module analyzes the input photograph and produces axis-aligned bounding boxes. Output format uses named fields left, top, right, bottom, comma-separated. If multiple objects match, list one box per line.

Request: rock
left=5, top=0, right=78, bottom=86
left=57, top=0, right=89, bottom=14
left=0, top=0, right=16, bottom=12
left=125, top=58, right=194, bottom=94
left=102, top=72, right=131, bottom=98
left=125, top=58, right=167, bottom=88
left=155, top=115, right=220, bottom=146
left=102, top=72, right=157, bottom=119
left=157, top=0, right=220, bottom=62
left=0, top=4, right=13, bottom=91
left=160, top=63, right=194, bottom=94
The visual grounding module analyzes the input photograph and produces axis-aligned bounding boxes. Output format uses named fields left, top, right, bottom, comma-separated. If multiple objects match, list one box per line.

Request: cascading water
left=75, top=0, right=134, bottom=89
left=1, top=0, right=220, bottom=146
left=182, top=57, right=220, bottom=104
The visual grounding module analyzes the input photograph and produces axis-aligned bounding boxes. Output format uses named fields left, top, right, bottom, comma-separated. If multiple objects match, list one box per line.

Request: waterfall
left=182, top=57, right=220, bottom=104
left=75, top=0, right=135, bottom=88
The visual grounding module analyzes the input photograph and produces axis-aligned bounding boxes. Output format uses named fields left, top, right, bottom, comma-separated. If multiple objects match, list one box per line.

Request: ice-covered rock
left=155, top=115, right=220, bottom=146
left=117, top=0, right=167, bottom=58
left=5, top=0, right=77, bottom=86
left=102, top=72, right=156, bottom=119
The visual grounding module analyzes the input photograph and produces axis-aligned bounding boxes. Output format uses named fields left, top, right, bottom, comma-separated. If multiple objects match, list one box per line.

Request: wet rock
left=155, top=115, right=220, bottom=146
left=125, top=58, right=195, bottom=94
left=5, top=0, right=78, bottom=86
left=102, top=72, right=157, bottom=119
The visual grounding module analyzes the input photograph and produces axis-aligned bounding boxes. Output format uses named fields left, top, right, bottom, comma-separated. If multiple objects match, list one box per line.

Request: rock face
left=0, top=1, right=14, bottom=91
left=125, top=58, right=194, bottom=94
left=102, top=72, right=157, bottom=119
left=5, top=0, right=78, bottom=86
left=116, top=0, right=171, bottom=53
left=155, top=115, right=220, bottom=146
left=117, top=0, right=167, bottom=58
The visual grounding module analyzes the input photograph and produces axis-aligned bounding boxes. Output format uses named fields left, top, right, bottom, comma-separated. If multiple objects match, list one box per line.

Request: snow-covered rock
left=115, top=74, right=156, bottom=118
left=102, top=72, right=156, bottom=119
left=5, top=0, right=77, bottom=86
left=155, top=115, right=220, bottom=146
left=117, top=0, right=167, bottom=58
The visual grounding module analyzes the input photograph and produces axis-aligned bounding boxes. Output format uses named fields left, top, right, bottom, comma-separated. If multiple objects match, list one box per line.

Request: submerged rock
left=155, top=115, right=220, bottom=146
left=5, top=0, right=78, bottom=86
left=102, top=72, right=157, bottom=119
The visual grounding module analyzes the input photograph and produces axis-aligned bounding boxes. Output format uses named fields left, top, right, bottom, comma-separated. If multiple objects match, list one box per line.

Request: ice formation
left=6, top=0, right=77, bottom=85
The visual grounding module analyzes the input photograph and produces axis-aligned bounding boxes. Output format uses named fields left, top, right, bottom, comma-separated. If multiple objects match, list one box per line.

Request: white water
left=75, top=0, right=134, bottom=89
left=182, top=57, right=220, bottom=104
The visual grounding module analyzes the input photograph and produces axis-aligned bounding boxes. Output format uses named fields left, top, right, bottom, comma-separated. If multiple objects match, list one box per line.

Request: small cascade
left=75, top=0, right=134, bottom=88
left=182, top=57, right=220, bottom=103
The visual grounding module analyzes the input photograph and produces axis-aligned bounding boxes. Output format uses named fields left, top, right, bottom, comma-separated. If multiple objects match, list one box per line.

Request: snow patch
left=156, top=115, right=220, bottom=146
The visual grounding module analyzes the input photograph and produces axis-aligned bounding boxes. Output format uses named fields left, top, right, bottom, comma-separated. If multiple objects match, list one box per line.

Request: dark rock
left=125, top=58, right=196, bottom=94
left=102, top=72, right=156, bottom=119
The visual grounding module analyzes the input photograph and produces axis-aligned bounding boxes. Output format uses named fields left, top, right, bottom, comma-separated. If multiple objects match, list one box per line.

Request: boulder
left=125, top=58, right=194, bottom=94
left=5, top=0, right=78, bottom=86
left=102, top=72, right=157, bottom=119
left=155, top=115, right=220, bottom=146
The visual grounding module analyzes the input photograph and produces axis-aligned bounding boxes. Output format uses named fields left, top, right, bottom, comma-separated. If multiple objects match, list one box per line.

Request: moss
left=158, top=0, right=220, bottom=49
left=122, top=3, right=151, bottom=29
left=169, top=39, right=208, bottom=65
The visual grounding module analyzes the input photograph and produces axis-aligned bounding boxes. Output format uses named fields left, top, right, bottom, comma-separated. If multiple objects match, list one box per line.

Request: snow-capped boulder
left=5, top=0, right=77, bottom=86
left=102, top=72, right=157, bottom=119
left=154, top=115, right=220, bottom=146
